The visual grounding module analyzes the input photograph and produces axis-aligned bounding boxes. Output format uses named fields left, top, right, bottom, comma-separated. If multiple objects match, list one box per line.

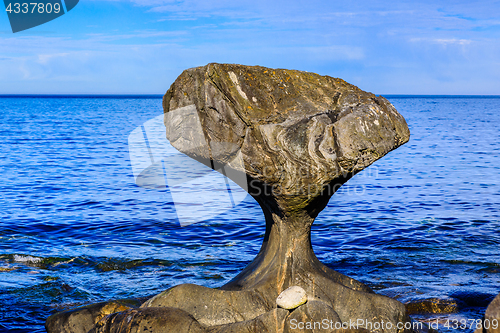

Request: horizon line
left=1, top=94, right=500, bottom=99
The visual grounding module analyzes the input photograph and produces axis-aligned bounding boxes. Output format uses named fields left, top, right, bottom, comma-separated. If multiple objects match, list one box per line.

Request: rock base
left=47, top=267, right=411, bottom=333
left=47, top=294, right=399, bottom=333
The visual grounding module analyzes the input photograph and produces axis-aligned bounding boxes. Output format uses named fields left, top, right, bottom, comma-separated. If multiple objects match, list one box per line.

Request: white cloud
left=434, top=39, right=472, bottom=46
left=410, top=38, right=473, bottom=46
left=37, top=53, right=70, bottom=64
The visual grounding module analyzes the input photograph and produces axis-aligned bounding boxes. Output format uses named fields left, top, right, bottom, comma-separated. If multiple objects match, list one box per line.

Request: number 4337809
left=6, top=2, right=61, bottom=14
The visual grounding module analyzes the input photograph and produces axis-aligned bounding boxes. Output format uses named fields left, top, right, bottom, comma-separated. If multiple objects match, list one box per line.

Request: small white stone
left=276, top=286, right=307, bottom=310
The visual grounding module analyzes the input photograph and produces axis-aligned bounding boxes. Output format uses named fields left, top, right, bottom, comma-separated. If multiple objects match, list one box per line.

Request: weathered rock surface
left=141, top=284, right=270, bottom=326
left=90, top=307, right=207, bottom=333
left=46, top=63, right=411, bottom=333
left=206, top=308, right=290, bottom=333
left=284, top=300, right=341, bottom=333
left=276, top=286, right=307, bottom=310
left=475, top=293, right=500, bottom=333
left=45, top=298, right=146, bottom=333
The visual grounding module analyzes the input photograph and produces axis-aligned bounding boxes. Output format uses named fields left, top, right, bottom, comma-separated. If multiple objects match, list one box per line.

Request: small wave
left=12, top=254, right=42, bottom=264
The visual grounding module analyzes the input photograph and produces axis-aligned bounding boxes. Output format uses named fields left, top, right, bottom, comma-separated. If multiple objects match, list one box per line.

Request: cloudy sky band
left=1, top=0, right=499, bottom=94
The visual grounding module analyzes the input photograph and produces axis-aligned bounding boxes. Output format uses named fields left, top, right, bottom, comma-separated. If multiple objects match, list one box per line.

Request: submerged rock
left=405, top=298, right=461, bottom=314
left=46, top=63, right=411, bottom=333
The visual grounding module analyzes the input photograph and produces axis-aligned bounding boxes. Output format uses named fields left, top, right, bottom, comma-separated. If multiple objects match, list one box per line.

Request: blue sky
left=1, top=0, right=499, bottom=94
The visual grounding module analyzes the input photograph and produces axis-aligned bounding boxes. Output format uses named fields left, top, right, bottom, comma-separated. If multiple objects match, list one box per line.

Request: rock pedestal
left=46, top=63, right=411, bottom=333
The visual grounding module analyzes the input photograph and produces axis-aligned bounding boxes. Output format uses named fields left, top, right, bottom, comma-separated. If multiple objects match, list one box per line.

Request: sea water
left=0, top=95, right=499, bottom=332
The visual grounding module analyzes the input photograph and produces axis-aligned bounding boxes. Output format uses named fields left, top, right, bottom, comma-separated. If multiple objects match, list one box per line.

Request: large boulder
left=485, top=294, right=500, bottom=333
left=46, top=63, right=411, bottom=333
left=475, top=293, right=500, bottom=333
left=45, top=298, right=146, bottom=333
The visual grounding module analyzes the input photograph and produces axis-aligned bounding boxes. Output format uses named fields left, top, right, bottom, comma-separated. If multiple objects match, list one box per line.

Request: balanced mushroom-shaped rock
left=45, top=63, right=411, bottom=333
left=145, top=63, right=411, bottom=331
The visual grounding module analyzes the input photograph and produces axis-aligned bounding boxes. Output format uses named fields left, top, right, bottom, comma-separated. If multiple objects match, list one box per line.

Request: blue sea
left=0, top=95, right=499, bottom=332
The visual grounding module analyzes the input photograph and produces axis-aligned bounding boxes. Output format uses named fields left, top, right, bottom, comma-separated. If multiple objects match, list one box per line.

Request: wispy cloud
left=410, top=38, right=473, bottom=45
